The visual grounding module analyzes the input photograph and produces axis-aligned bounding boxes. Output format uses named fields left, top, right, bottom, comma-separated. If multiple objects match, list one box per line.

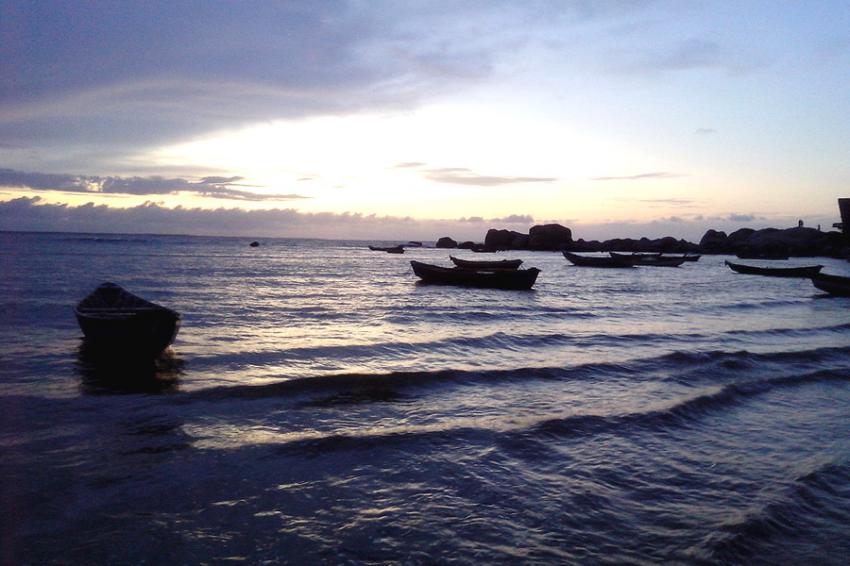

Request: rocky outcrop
left=528, top=224, right=572, bottom=250
left=484, top=229, right=529, bottom=250
left=435, top=237, right=457, bottom=248
left=696, top=226, right=848, bottom=257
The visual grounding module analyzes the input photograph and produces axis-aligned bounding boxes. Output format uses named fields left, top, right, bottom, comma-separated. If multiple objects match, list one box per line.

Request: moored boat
left=369, top=245, right=405, bottom=254
left=449, top=256, right=522, bottom=270
left=410, top=261, right=540, bottom=290
left=609, top=252, right=686, bottom=267
left=75, top=282, right=181, bottom=357
left=810, top=273, right=850, bottom=296
left=725, top=260, right=823, bottom=278
left=563, top=251, right=634, bottom=268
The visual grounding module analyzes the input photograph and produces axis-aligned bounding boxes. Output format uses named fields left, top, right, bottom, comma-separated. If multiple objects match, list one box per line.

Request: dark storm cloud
left=0, top=168, right=307, bottom=201
left=593, top=172, right=682, bottom=181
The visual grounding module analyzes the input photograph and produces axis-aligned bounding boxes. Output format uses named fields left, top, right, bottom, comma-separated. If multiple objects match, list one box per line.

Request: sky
left=1, top=1, right=849, bottom=242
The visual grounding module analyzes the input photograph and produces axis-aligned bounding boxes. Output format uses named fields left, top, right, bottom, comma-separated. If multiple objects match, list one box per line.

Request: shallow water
left=1, top=231, right=849, bottom=564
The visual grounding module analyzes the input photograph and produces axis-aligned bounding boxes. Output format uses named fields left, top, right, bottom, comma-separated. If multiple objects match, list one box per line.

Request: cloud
left=611, top=38, right=763, bottom=76
left=0, top=196, right=536, bottom=241
left=0, top=2, right=527, bottom=155
left=593, top=172, right=682, bottom=181
left=636, top=198, right=698, bottom=208
left=424, top=167, right=557, bottom=186
left=695, top=128, right=717, bottom=136
left=0, top=168, right=308, bottom=202
left=727, top=213, right=758, bottom=222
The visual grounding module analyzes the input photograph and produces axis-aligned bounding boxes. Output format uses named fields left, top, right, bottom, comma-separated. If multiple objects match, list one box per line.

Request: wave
left=525, top=369, right=849, bottom=441
left=698, top=460, right=850, bottom=564
left=178, top=368, right=850, bottom=460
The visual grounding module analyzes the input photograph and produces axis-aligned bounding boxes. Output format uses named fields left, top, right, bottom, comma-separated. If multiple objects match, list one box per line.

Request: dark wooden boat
left=725, top=260, right=823, bottom=278
left=682, top=254, right=701, bottom=262
left=810, top=273, right=850, bottom=296
left=563, top=251, right=634, bottom=268
left=449, top=256, right=522, bottom=270
left=609, top=252, right=661, bottom=259
left=410, top=261, right=540, bottom=290
left=369, top=245, right=404, bottom=254
left=75, top=282, right=181, bottom=357
left=736, top=250, right=789, bottom=260
left=609, top=252, right=686, bottom=267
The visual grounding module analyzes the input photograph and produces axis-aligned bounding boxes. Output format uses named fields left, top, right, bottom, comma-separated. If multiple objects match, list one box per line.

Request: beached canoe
left=725, top=261, right=823, bottom=278
left=449, top=256, right=523, bottom=270
left=411, top=261, right=540, bottom=290
left=563, top=251, right=634, bottom=268
left=75, top=282, right=181, bottom=356
left=810, top=273, right=850, bottom=296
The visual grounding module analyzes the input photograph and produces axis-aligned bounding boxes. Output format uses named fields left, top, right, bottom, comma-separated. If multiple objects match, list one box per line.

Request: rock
left=435, top=237, right=457, bottom=249
left=457, top=241, right=477, bottom=249
left=528, top=224, right=572, bottom=250
left=249, top=241, right=260, bottom=247
left=484, top=229, right=528, bottom=250
left=698, top=229, right=728, bottom=252
left=726, top=228, right=755, bottom=249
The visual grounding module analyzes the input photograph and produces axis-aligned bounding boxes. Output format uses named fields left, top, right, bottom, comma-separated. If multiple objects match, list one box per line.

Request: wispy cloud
left=695, top=128, right=717, bottom=136
left=0, top=168, right=308, bottom=202
left=424, top=167, right=557, bottom=186
left=637, top=198, right=698, bottom=208
left=610, top=38, right=763, bottom=76
left=593, top=172, right=682, bottom=181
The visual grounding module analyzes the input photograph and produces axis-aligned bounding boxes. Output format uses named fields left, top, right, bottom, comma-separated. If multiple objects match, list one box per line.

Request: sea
left=1, top=230, right=849, bottom=565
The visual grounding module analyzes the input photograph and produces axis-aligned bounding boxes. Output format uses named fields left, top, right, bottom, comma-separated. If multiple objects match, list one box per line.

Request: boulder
left=435, top=236, right=457, bottom=248
left=457, top=241, right=477, bottom=249
left=484, top=229, right=528, bottom=250
left=698, top=229, right=728, bottom=253
left=528, top=224, right=572, bottom=250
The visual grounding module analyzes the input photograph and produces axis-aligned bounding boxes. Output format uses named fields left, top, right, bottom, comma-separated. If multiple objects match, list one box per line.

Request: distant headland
left=435, top=200, right=850, bottom=259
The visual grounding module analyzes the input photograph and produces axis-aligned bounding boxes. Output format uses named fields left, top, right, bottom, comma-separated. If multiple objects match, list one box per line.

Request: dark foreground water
left=1, top=231, right=849, bottom=565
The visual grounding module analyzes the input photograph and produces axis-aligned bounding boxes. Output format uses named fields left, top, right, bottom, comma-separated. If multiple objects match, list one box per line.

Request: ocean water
left=1, top=230, right=849, bottom=564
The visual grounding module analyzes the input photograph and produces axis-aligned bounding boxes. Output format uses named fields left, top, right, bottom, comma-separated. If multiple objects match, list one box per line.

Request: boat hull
left=563, top=251, right=634, bottom=268
left=75, top=283, right=181, bottom=357
left=449, top=256, right=522, bottom=270
left=725, top=261, right=823, bottom=278
left=811, top=273, right=850, bottom=296
left=411, top=261, right=539, bottom=290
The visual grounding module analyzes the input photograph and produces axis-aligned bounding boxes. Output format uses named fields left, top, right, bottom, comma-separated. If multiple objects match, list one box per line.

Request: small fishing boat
left=725, top=260, right=823, bottom=278
left=449, top=256, right=523, bottom=270
left=75, top=282, right=181, bottom=357
left=609, top=252, right=662, bottom=259
left=609, top=252, right=686, bottom=267
left=810, top=273, right=850, bottom=296
left=563, top=251, right=634, bottom=268
left=369, top=245, right=405, bottom=254
left=411, top=261, right=540, bottom=290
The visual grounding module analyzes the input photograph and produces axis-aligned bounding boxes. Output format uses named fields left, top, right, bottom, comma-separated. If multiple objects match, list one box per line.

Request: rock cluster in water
left=435, top=224, right=849, bottom=257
